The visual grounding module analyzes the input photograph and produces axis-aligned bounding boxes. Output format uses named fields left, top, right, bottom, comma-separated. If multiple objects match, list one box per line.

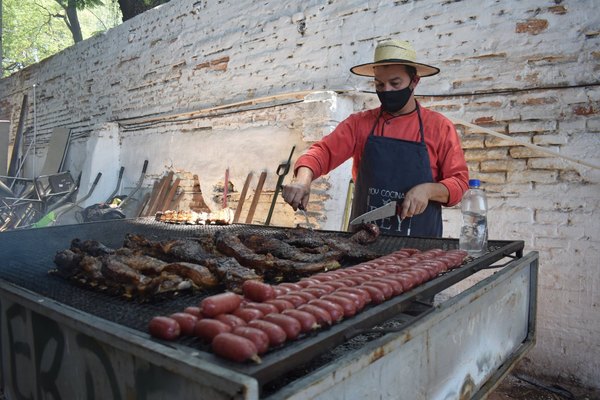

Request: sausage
left=148, top=316, right=181, bottom=340
left=297, top=304, right=333, bottom=327
left=414, top=264, right=438, bottom=279
left=310, top=274, right=335, bottom=282
left=287, top=290, right=317, bottom=302
left=233, top=307, right=264, bottom=322
left=265, top=299, right=295, bottom=312
left=169, top=312, right=198, bottom=336
left=263, top=313, right=302, bottom=340
left=370, top=277, right=404, bottom=296
left=321, top=294, right=357, bottom=317
left=242, top=280, right=276, bottom=302
left=302, top=287, right=330, bottom=298
left=405, top=268, right=430, bottom=283
left=333, top=290, right=365, bottom=310
left=282, top=309, right=319, bottom=332
left=278, top=282, right=304, bottom=291
left=336, top=278, right=358, bottom=287
left=308, top=299, right=344, bottom=323
left=318, top=281, right=348, bottom=290
left=232, top=326, right=270, bottom=354
left=343, top=275, right=369, bottom=285
left=310, top=283, right=336, bottom=294
left=362, top=281, right=393, bottom=299
left=277, top=294, right=307, bottom=308
left=194, top=318, right=232, bottom=343
left=335, top=287, right=371, bottom=305
left=200, top=292, right=242, bottom=317
left=296, top=278, right=321, bottom=288
left=357, top=284, right=385, bottom=304
left=244, top=302, right=279, bottom=316
left=212, top=332, right=261, bottom=363
left=215, top=313, right=247, bottom=328
left=183, top=306, right=203, bottom=318
left=274, top=287, right=288, bottom=297
left=248, top=319, right=287, bottom=347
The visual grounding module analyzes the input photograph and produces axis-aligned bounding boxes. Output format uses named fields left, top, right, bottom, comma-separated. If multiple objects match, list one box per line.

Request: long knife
left=349, top=201, right=401, bottom=226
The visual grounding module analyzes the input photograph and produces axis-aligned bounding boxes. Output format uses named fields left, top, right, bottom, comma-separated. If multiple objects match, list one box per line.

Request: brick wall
left=0, top=0, right=599, bottom=390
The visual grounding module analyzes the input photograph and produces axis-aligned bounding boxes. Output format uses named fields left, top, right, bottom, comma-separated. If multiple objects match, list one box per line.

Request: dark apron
left=349, top=105, right=443, bottom=237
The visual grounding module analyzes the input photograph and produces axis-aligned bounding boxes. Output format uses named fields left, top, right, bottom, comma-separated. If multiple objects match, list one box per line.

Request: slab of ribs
left=52, top=224, right=381, bottom=300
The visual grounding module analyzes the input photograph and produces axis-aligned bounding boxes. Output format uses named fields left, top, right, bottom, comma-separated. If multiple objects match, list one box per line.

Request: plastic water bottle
left=459, top=179, right=488, bottom=257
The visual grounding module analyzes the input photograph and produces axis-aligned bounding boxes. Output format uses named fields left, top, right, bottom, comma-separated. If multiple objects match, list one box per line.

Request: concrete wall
left=0, top=0, right=598, bottom=391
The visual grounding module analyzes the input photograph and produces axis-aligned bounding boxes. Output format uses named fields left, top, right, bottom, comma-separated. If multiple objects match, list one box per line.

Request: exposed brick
left=573, top=105, right=596, bottom=116
left=510, top=120, right=557, bottom=134
left=515, top=19, right=549, bottom=35
left=485, top=135, right=532, bottom=148
left=461, top=137, right=485, bottom=149
left=509, top=146, right=559, bottom=159
left=532, top=134, right=568, bottom=145
left=507, top=170, right=558, bottom=183
left=548, top=5, right=567, bottom=15
left=473, top=172, right=506, bottom=185
left=464, top=148, right=509, bottom=162
left=528, top=157, right=574, bottom=171
left=481, top=159, right=526, bottom=172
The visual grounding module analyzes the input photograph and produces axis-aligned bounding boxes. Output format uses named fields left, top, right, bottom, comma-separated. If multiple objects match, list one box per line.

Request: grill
left=0, top=218, right=529, bottom=399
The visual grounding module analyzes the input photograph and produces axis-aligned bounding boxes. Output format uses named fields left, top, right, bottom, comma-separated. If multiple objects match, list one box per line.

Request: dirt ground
left=489, top=373, right=600, bottom=400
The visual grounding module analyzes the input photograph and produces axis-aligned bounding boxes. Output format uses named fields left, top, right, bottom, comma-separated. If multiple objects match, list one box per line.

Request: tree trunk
left=117, top=0, right=151, bottom=22
left=63, top=0, right=83, bottom=43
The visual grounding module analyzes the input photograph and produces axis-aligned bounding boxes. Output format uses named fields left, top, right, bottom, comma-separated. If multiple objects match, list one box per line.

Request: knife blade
left=349, top=201, right=401, bottom=225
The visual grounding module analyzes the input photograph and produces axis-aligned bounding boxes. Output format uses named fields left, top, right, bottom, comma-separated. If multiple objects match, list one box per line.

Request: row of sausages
left=148, top=247, right=468, bottom=363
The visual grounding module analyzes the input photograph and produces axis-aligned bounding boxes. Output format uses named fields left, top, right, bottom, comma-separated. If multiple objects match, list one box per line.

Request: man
left=283, top=39, right=469, bottom=237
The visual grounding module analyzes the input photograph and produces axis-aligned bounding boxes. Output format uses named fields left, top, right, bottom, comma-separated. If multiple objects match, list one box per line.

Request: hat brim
left=350, top=59, right=440, bottom=78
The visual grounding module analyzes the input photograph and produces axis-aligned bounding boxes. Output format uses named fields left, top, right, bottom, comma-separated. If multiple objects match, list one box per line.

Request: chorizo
left=321, top=294, right=357, bottom=317
left=335, top=287, right=371, bottom=305
left=183, top=306, right=203, bottom=318
left=148, top=316, right=181, bottom=341
left=233, top=307, right=264, bottom=322
left=287, top=290, right=317, bottom=302
left=362, top=281, right=393, bottom=299
left=169, top=312, right=198, bottom=336
left=282, top=309, right=319, bottom=332
left=212, top=332, right=261, bottom=363
left=278, top=282, right=304, bottom=291
left=248, top=319, right=287, bottom=347
left=370, top=277, right=404, bottom=296
left=308, top=299, right=344, bottom=323
left=297, top=304, right=333, bottom=327
left=242, top=280, right=276, bottom=302
left=215, top=313, right=247, bottom=329
left=244, top=302, right=279, bottom=316
left=200, top=292, right=242, bottom=317
left=333, top=291, right=365, bottom=311
left=265, top=299, right=295, bottom=312
left=277, top=294, right=307, bottom=308
left=232, top=326, right=270, bottom=354
left=263, top=313, right=302, bottom=340
left=357, top=284, right=386, bottom=304
left=194, top=318, right=231, bottom=343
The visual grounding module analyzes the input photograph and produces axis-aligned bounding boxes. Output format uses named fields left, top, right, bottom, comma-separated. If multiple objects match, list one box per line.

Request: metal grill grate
left=0, top=218, right=524, bottom=390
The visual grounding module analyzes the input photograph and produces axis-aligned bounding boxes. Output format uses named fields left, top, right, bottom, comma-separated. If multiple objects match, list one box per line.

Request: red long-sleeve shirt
left=295, top=104, right=469, bottom=206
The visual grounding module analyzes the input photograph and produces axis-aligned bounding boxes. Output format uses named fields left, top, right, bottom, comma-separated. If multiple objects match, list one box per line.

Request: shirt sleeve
left=434, top=118, right=469, bottom=207
left=294, top=114, right=361, bottom=179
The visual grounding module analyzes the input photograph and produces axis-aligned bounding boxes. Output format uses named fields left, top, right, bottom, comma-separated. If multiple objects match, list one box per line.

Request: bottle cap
left=468, top=179, right=481, bottom=188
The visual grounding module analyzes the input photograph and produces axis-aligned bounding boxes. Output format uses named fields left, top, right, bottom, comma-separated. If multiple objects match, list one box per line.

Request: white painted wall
left=1, top=0, right=599, bottom=391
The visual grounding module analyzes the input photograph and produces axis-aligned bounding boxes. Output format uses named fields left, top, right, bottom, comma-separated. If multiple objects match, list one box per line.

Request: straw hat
left=350, top=39, right=440, bottom=78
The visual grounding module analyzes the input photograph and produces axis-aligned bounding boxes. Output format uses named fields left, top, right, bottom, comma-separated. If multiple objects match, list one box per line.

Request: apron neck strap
left=369, top=102, right=426, bottom=143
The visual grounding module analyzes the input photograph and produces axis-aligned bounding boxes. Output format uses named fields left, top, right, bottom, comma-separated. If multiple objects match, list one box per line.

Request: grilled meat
left=162, top=262, right=219, bottom=289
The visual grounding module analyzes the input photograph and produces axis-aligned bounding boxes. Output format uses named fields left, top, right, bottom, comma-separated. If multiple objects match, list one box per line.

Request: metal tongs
left=298, top=204, right=312, bottom=230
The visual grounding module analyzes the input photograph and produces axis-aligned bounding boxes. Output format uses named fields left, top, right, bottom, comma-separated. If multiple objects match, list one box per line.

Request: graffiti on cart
left=1, top=300, right=185, bottom=399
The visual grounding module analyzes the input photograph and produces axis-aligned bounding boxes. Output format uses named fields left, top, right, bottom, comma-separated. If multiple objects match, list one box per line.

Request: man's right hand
left=282, top=167, right=313, bottom=211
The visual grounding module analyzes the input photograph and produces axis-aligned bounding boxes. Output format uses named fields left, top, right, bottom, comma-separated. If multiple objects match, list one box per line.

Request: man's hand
left=400, top=182, right=449, bottom=219
left=282, top=167, right=313, bottom=211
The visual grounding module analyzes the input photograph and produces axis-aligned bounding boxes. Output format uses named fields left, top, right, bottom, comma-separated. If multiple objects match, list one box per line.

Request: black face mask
left=376, top=85, right=413, bottom=113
